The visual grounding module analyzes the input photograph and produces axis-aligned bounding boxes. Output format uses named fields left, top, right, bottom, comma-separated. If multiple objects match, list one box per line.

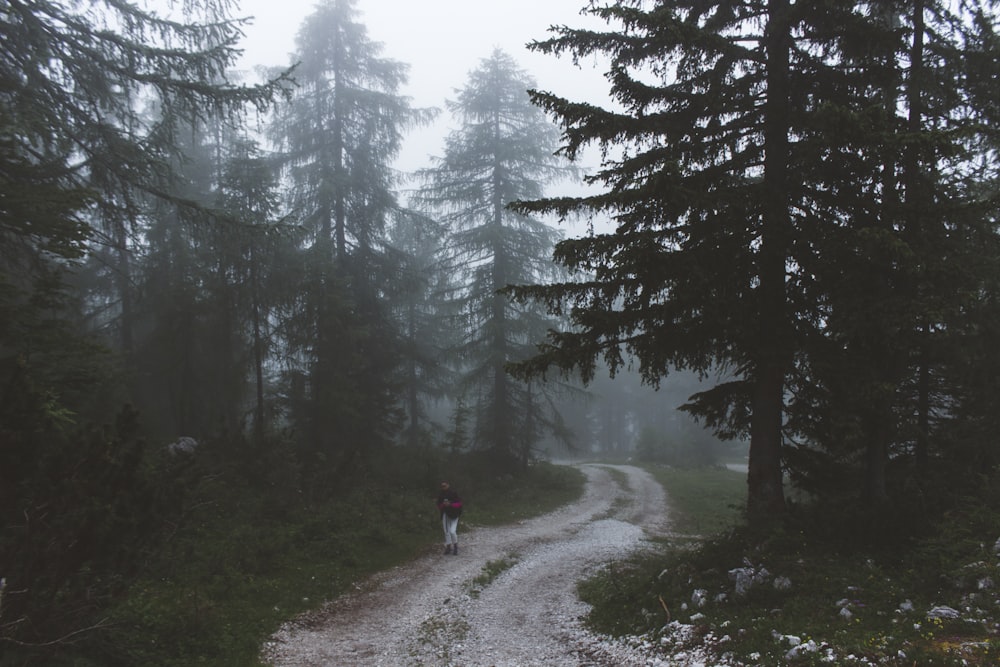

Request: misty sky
left=233, top=0, right=611, bottom=178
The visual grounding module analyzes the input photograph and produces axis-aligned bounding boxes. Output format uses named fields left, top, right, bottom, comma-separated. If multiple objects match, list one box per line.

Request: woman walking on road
left=436, top=481, right=463, bottom=555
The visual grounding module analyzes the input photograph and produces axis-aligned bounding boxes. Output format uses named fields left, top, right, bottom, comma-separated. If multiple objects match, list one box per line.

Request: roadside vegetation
left=7, top=441, right=583, bottom=667
left=581, top=464, right=1000, bottom=666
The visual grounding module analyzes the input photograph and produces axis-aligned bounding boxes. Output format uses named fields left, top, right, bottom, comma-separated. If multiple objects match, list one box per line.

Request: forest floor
left=259, top=463, right=697, bottom=666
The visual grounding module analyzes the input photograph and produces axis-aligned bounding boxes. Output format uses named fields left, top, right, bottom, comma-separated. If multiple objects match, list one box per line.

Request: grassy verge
left=466, top=553, right=521, bottom=598
left=645, top=464, right=745, bottom=538
left=579, top=464, right=745, bottom=636
left=580, top=465, right=1000, bottom=666
left=97, top=486, right=435, bottom=667
left=76, top=459, right=585, bottom=667
left=461, top=461, right=586, bottom=526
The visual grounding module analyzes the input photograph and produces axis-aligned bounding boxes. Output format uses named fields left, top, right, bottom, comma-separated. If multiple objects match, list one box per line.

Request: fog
left=225, top=0, right=732, bottom=463
left=127, top=0, right=733, bottom=463
left=9, top=3, right=998, bottom=662
left=234, top=0, right=612, bottom=174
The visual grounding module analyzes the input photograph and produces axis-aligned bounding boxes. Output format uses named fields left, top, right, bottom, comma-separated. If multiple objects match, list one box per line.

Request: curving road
left=261, top=464, right=671, bottom=666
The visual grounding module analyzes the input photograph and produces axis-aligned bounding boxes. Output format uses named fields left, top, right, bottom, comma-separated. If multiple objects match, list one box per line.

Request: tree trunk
left=864, top=418, right=890, bottom=504
left=906, top=0, right=929, bottom=478
left=113, top=219, right=134, bottom=357
left=250, top=238, right=266, bottom=439
left=332, top=19, right=347, bottom=262
left=916, top=324, right=930, bottom=474
left=748, top=363, right=787, bottom=517
left=490, top=109, right=511, bottom=460
left=747, top=0, right=792, bottom=520
left=406, top=301, right=420, bottom=448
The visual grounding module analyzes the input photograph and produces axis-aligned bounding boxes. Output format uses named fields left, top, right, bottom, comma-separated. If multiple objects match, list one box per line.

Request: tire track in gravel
left=261, top=464, right=669, bottom=666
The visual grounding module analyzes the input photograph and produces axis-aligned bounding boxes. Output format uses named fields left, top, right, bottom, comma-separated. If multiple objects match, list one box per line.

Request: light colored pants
left=442, top=514, right=459, bottom=545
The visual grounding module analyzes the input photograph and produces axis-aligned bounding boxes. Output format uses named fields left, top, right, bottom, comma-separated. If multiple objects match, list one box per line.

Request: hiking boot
left=444, top=545, right=452, bottom=555
left=452, top=545, right=458, bottom=555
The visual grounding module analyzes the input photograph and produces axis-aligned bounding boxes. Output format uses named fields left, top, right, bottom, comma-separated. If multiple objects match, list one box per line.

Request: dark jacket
left=436, top=489, right=463, bottom=519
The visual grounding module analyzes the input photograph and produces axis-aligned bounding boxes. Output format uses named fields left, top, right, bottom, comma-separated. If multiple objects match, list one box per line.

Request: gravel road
left=261, top=464, right=673, bottom=666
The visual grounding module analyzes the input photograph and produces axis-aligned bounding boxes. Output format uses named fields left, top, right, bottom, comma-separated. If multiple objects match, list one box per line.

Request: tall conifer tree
left=514, top=1, right=999, bottom=516
left=217, top=140, right=284, bottom=438
left=416, top=49, right=573, bottom=469
left=385, top=209, right=457, bottom=449
left=0, top=0, right=284, bottom=651
left=788, top=1, right=1000, bottom=501
left=270, top=0, right=429, bottom=475
left=512, top=0, right=838, bottom=516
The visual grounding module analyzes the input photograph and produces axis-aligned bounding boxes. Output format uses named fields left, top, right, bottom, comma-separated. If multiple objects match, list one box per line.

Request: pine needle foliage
left=509, top=0, right=1000, bottom=518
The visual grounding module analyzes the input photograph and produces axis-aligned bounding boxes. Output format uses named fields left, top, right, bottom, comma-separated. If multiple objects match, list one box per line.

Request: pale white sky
left=232, top=0, right=612, bottom=178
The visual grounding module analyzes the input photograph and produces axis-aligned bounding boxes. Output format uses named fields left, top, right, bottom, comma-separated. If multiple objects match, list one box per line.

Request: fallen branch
left=658, top=595, right=671, bottom=622
left=0, top=617, right=112, bottom=647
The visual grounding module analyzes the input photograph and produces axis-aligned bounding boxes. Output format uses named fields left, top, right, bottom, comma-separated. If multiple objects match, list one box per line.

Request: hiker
left=436, top=481, right=463, bottom=555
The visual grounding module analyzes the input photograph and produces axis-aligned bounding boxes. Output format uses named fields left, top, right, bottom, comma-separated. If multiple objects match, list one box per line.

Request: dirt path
left=261, top=464, right=671, bottom=666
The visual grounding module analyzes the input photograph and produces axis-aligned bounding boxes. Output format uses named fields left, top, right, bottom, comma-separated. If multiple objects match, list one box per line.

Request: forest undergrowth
left=1, top=433, right=584, bottom=667
left=9, top=432, right=1000, bottom=667
left=580, top=464, right=1000, bottom=666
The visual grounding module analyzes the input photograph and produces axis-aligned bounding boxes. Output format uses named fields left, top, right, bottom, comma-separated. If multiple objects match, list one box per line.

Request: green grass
left=645, top=464, right=745, bottom=537
left=466, top=553, right=521, bottom=598
left=579, top=463, right=746, bottom=636
left=590, top=465, right=632, bottom=519
left=98, top=487, right=435, bottom=667
left=461, top=461, right=586, bottom=526
left=580, top=466, right=1000, bottom=666
left=414, top=614, right=469, bottom=663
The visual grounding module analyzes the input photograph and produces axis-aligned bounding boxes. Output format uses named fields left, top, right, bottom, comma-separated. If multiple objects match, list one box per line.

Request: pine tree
left=781, top=2, right=1000, bottom=504
left=954, top=6, right=1000, bottom=463
left=1, top=0, right=285, bottom=651
left=385, top=208, right=457, bottom=449
left=271, top=0, right=429, bottom=262
left=3, top=0, right=286, bottom=354
left=269, top=0, right=429, bottom=478
left=415, top=49, right=573, bottom=470
left=131, top=119, right=231, bottom=436
left=513, top=1, right=1000, bottom=516
left=217, top=140, right=285, bottom=438
left=511, top=0, right=837, bottom=516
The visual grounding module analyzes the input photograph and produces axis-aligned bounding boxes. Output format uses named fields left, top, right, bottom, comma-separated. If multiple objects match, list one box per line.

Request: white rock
left=166, top=436, right=199, bottom=454
left=785, top=639, right=819, bottom=660
left=729, top=563, right=771, bottom=596
left=927, top=605, right=960, bottom=619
